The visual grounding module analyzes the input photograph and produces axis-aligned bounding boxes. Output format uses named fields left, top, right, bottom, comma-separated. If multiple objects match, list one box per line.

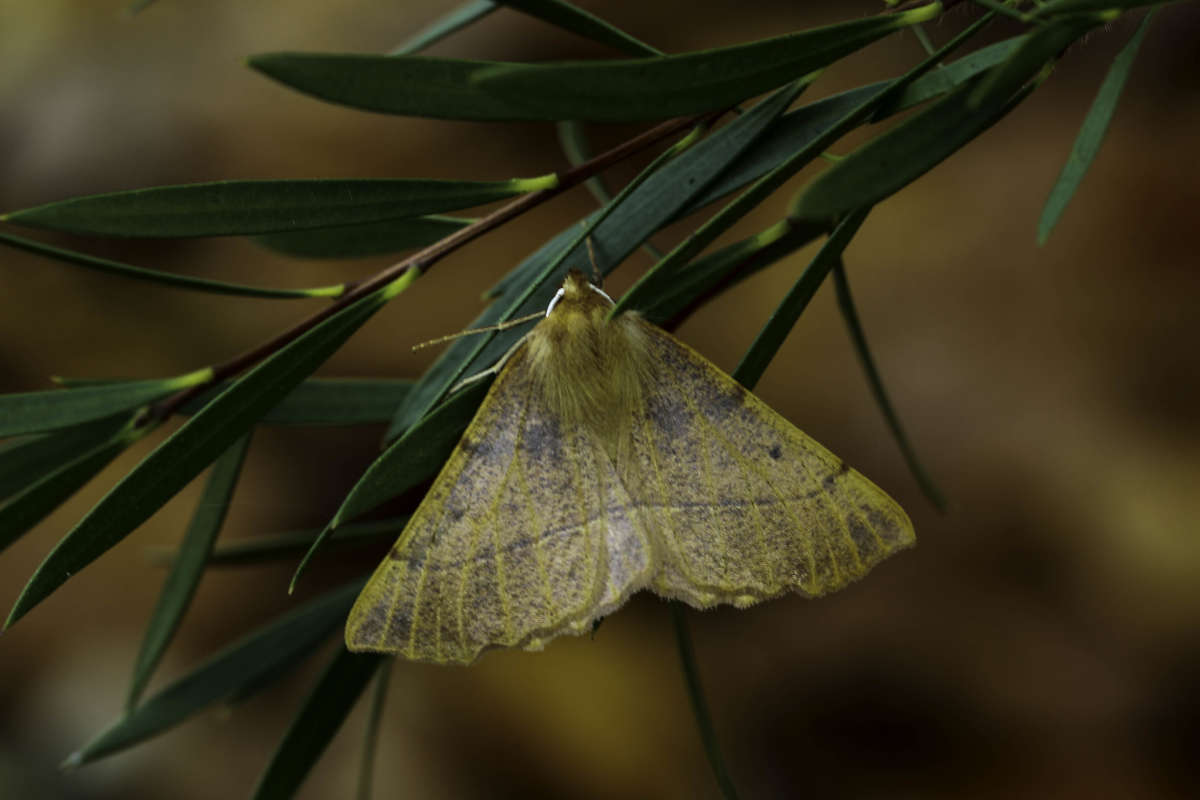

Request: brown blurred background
left=2, top=1, right=1199, bottom=798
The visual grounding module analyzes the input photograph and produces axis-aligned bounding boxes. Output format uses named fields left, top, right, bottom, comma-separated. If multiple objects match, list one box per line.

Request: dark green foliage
left=0, top=2, right=1161, bottom=798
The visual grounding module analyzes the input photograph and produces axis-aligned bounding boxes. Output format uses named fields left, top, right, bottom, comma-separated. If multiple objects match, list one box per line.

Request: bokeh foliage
left=0, top=1, right=1172, bottom=797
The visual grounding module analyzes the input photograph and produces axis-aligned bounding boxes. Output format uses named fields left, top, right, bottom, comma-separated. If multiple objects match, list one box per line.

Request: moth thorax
left=527, top=306, right=653, bottom=453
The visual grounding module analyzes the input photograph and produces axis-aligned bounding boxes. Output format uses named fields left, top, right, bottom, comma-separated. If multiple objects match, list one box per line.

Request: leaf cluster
left=0, top=1, right=1171, bottom=797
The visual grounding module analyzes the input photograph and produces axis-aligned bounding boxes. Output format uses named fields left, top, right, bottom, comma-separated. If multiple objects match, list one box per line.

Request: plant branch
left=148, top=109, right=722, bottom=423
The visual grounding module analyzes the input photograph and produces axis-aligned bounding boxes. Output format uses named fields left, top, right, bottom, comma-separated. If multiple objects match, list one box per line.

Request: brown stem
left=150, top=109, right=724, bottom=422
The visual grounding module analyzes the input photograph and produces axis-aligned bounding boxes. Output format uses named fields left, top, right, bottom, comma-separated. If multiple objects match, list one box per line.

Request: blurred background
left=2, top=1, right=1198, bottom=797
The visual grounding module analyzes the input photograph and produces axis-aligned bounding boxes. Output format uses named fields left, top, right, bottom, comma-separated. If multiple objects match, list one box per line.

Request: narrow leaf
left=356, top=661, right=392, bottom=800
left=291, top=380, right=490, bottom=591
left=472, top=4, right=941, bottom=122
left=671, top=604, right=740, bottom=800
left=3, top=176, right=554, bottom=237
left=153, top=517, right=408, bottom=568
left=0, top=416, right=144, bottom=556
left=251, top=647, right=385, bottom=800
left=181, top=378, right=416, bottom=426
left=390, top=78, right=808, bottom=439
left=685, top=34, right=1023, bottom=218
left=390, top=0, right=497, bottom=55
left=497, top=0, right=661, bottom=56
left=0, top=413, right=133, bottom=502
left=65, top=581, right=362, bottom=767
left=832, top=263, right=946, bottom=510
left=557, top=121, right=617, bottom=209
left=5, top=274, right=413, bottom=629
left=1038, top=9, right=1155, bottom=244
left=789, top=70, right=1036, bottom=222
left=0, top=369, right=211, bottom=438
left=612, top=10, right=998, bottom=319
left=1034, top=0, right=1175, bottom=17
left=250, top=53, right=525, bottom=120
left=254, top=5, right=937, bottom=122
left=252, top=215, right=474, bottom=259
left=338, top=381, right=490, bottom=529
left=968, top=15, right=1103, bottom=109
left=733, top=208, right=871, bottom=391
left=0, top=231, right=341, bottom=298
left=126, top=435, right=253, bottom=711
left=638, top=219, right=825, bottom=327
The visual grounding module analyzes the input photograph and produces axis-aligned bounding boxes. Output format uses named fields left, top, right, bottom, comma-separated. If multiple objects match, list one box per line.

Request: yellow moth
left=346, top=270, right=914, bottom=664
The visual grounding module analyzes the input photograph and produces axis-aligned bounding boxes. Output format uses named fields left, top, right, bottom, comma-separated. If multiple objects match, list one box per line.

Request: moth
left=346, top=270, right=914, bottom=664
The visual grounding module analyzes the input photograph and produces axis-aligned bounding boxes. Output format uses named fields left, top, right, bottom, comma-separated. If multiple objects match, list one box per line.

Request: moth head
left=546, top=269, right=615, bottom=317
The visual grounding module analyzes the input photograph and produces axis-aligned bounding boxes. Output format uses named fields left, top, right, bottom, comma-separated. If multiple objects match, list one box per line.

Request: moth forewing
left=346, top=269, right=914, bottom=664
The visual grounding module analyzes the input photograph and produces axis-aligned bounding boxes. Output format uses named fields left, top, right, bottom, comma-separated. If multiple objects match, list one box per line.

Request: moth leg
left=450, top=335, right=531, bottom=394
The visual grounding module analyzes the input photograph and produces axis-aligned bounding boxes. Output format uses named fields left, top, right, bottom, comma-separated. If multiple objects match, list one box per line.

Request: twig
left=149, top=109, right=723, bottom=423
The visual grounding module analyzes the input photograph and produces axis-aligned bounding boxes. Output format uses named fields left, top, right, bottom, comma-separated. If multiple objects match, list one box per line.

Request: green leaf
left=1034, top=0, right=1176, bottom=17
left=253, top=5, right=937, bottom=122
left=671, top=604, right=740, bottom=800
left=3, top=176, right=553, bottom=238
left=389, top=78, right=808, bottom=440
left=181, top=378, right=416, bottom=426
left=65, top=581, right=362, bottom=768
left=733, top=208, right=871, bottom=391
left=967, top=15, right=1104, bottom=110
left=789, top=68, right=1038, bottom=223
left=471, top=4, right=941, bottom=121
left=72, top=377, right=415, bottom=426
left=160, top=517, right=406, bottom=567
left=251, top=647, right=385, bottom=800
left=870, top=36, right=1024, bottom=119
left=339, top=380, right=490, bottom=528
left=0, top=231, right=342, bottom=298
left=5, top=274, right=414, bottom=630
left=684, top=34, right=1023, bottom=218
left=0, top=369, right=211, bottom=438
left=0, top=413, right=133, bottom=502
left=496, top=0, right=661, bottom=56
left=356, top=662, right=392, bottom=800
left=1038, top=9, right=1155, bottom=244
left=557, top=120, right=620, bottom=211
left=390, top=0, right=497, bottom=55
left=832, top=263, right=945, bottom=511
left=612, top=10, right=999, bottom=320
left=637, top=219, right=825, bottom=327
left=290, top=380, right=490, bottom=591
left=0, top=416, right=144, bottom=556
left=250, top=52, right=525, bottom=120
left=252, top=215, right=474, bottom=259
left=126, top=435, right=252, bottom=711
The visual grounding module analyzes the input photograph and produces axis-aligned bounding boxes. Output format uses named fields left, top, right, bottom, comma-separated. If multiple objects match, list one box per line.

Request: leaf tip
left=900, top=2, right=942, bottom=26
left=60, top=752, right=83, bottom=771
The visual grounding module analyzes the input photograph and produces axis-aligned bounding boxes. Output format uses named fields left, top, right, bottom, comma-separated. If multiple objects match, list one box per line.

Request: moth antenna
left=412, top=311, right=544, bottom=352
left=448, top=333, right=531, bottom=393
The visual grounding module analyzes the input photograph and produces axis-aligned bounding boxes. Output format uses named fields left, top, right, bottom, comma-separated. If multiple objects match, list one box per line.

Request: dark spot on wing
left=822, top=460, right=851, bottom=491
left=710, top=381, right=747, bottom=418
left=522, top=415, right=560, bottom=459
left=458, top=437, right=491, bottom=458
left=769, top=444, right=783, bottom=460
left=848, top=516, right=881, bottom=562
left=648, top=396, right=688, bottom=439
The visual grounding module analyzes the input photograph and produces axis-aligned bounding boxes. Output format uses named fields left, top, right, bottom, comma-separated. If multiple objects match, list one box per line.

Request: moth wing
left=624, top=321, right=915, bottom=607
left=346, top=346, right=654, bottom=664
